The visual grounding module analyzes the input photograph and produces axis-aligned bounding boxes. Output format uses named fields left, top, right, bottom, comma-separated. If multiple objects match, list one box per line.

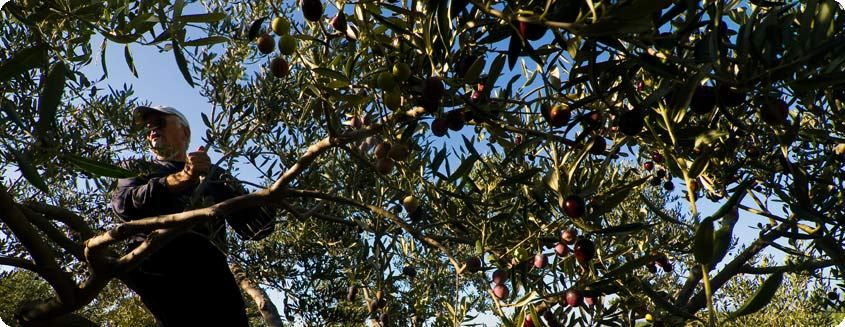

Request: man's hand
left=184, top=146, right=210, bottom=179
left=165, top=146, right=210, bottom=192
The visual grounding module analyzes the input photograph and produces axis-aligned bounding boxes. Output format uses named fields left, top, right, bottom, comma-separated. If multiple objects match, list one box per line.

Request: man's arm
left=111, top=170, right=201, bottom=220
left=112, top=149, right=209, bottom=220
left=111, top=174, right=174, bottom=220
left=214, top=176, right=276, bottom=241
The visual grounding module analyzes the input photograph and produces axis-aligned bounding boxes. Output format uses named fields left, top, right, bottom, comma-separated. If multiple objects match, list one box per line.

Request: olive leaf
left=0, top=97, right=26, bottom=130
left=693, top=220, right=714, bottom=265
left=124, top=45, right=138, bottom=77
left=182, top=36, right=230, bottom=47
left=9, top=147, right=50, bottom=194
left=248, top=17, right=268, bottom=40
left=729, top=272, right=784, bottom=318
left=507, top=31, right=522, bottom=70
left=171, top=41, right=194, bottom=87
left=34, top=61, right=67, bottom=143
left=0, top=44, right=48, bottom=83
left=67, top=155, right=137, bottom=179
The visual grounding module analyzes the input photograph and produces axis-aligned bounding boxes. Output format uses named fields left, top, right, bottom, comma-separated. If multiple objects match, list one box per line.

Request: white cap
left=132, top=105, right=190, bottom=129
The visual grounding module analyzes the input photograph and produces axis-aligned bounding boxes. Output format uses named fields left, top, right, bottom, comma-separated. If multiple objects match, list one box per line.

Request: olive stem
left=684, top=172, right=698, bottom=216
left=713, top=0, right=723, bottom=71
left=659, top=106, right=678, bottom=146
left=701, top=264, right=716, bottom=327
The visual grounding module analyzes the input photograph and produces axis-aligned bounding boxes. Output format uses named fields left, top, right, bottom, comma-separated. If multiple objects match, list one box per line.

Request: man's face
left=142, top=113, right=189, bottom=160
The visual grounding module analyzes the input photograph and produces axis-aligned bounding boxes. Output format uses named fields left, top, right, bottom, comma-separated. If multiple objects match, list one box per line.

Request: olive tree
left=1, top=0, right=844, bottom=326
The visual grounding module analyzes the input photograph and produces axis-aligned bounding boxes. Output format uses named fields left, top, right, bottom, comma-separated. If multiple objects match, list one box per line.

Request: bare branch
left=85, top=207, right=215, bottom=250
left=641, top=194, right=692, bottom=227
left=278, top=200, right=322, bottom=221
left=279, top=200, right=371, bottom=232
left=281, top=201, right=473, bottom=246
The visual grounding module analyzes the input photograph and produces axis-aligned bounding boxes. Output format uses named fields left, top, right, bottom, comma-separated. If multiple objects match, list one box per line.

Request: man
left=111, top=105, right=274, bottom=326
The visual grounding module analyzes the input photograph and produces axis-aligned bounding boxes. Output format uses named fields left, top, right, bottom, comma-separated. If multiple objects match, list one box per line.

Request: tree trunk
left=230, top=262, right=283, bottom=327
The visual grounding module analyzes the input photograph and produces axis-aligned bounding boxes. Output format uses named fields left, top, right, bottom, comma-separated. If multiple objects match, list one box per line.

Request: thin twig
left=287, top=188, right=464, bottom=271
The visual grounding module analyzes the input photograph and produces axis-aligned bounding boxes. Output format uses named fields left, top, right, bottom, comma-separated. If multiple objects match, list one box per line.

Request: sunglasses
left=142, top=117, right=169, bottom=131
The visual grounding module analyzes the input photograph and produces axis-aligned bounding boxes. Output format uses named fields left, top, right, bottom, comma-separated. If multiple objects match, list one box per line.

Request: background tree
left=716, top=254, right=840, bottom=327
left=0, top=270, right=156, bottom=326
left=1, top=0, right=844, bottom=326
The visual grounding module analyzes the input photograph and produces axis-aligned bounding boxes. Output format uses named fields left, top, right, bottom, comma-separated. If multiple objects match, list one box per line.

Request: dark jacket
left=111, top=159, right=274, bottom=327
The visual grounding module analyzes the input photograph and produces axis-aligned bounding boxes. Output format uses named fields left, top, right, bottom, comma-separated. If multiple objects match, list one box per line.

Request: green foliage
left=0, top=270, right=53, bottom=324
left=717, top=262, right=839, bottom=327
left=0, top=270, right=155, bottom=326
left=1, top=0, right=844, bottom=326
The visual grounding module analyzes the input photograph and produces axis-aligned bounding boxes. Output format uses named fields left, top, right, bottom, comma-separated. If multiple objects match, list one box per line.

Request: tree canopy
left=1, top=0, right=844, bottom=326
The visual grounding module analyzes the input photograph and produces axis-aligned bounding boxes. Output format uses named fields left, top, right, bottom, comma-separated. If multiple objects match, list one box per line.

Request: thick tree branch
left=24, top=202, right=95, bottom=239
left=270, top=107, right=426, bottom=193
left=85, top=191, right=271, bottom=251
left=85, top=208, right=215, bottom=250
left=23, top=228, right=180, bottom=325
left=17, top=271, right=112, bottom=324
left=466, top=0, right=584, bottom=31
left=231, top=262, right=283, bottom=327
left=0, top=184, right=77, bottom=309
left=20, top=207, right=85, bottom=260
left=8, top=206, right=120, bottom=324
left=0, top=256, right=39, bottom=272
left=9, top=207, right=121, bottom=324
left=113, top=227, right=186, bottom=270
left=738, top=260, right=834, bottom=274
